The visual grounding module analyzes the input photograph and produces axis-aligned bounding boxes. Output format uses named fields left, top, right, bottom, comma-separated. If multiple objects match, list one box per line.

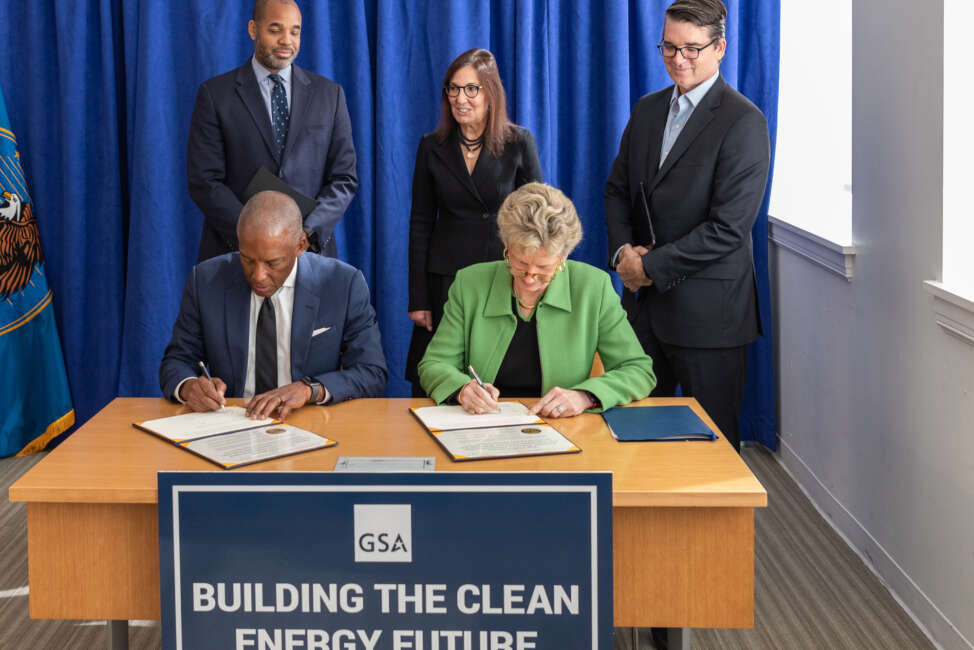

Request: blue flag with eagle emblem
left=0, top=85, right=73, bottom=456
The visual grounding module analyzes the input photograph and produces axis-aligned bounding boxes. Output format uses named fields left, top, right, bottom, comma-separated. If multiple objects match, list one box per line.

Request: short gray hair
left=237, top=190, right=303, bottom=243
left=496, top=182, right=583, bottom=259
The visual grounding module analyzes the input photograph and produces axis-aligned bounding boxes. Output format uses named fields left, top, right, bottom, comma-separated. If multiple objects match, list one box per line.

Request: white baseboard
left=775, top=437, right=972, bottom=650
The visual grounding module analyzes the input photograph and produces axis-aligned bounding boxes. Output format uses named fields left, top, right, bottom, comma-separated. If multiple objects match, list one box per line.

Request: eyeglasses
left=504, top=250, right=564, bottom=284
left=444, top=83, right=483, bottom=99
left=656, top=39, right=718, bottom=60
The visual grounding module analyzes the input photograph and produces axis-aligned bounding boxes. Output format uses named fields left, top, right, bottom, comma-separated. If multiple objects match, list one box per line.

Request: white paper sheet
left=435, top=424, right=578, bottom=460
left=138, top=406, right=276, bottom=442
left=411, top=402, right=541, bottom=431
left=184, top=424, right=332, bottom=467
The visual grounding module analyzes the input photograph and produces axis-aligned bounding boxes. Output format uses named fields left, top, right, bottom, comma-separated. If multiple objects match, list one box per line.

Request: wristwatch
left=300, top=376, right=324, bottom=404
left=583, top=391, right=600, bottom=410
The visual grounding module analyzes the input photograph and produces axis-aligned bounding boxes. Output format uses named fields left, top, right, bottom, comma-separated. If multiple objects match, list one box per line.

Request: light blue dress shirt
left=612, top=71, right=722, bottom=267
left=659, top=70, right=720, bottom=168
left=250, top=57, right=292, bottom=126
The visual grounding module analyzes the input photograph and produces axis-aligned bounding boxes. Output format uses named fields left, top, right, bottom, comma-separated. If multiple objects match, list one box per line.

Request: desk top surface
left=9, top=397, right=766, bottom=508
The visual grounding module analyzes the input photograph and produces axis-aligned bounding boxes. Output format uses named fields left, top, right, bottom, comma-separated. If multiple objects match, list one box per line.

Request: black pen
left=198, top=361, right=225, bottom=411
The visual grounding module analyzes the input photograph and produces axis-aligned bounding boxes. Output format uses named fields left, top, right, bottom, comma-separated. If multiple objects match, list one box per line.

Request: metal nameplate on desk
left=334, top=456, right=436, bottom=472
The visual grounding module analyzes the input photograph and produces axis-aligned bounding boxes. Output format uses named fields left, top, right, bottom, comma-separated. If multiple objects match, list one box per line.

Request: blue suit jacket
left=187, top=61, right=357, bottom=260
left=159, top=253, right=387, bottom=403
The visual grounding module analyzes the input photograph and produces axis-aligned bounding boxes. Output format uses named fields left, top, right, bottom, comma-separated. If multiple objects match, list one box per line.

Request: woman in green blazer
left=418, top=182, right=656, bottom=417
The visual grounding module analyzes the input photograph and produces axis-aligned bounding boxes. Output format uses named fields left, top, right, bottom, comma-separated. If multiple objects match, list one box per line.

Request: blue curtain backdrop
left=0, top=1, right=779, bottom=449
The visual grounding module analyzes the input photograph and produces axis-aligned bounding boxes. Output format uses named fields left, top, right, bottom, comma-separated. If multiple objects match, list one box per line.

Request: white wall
left=771, top=0, right=851, bottom=244
left=773, top=1, right=974, bottom=648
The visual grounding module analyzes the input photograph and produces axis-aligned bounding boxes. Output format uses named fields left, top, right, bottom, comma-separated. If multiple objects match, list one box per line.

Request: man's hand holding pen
left=179, top=376, right=227, bottom=412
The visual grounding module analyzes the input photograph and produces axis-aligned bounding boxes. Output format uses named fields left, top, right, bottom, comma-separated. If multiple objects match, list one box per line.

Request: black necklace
left=458, top=128, right=485, bottom=159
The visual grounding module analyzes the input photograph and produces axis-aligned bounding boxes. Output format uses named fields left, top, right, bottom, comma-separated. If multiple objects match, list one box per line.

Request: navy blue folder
left=601, top=405, right=718, bottom=442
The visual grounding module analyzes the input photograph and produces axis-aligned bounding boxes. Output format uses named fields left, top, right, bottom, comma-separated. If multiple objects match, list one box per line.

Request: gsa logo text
left=353, top=504, right=413, bottom=563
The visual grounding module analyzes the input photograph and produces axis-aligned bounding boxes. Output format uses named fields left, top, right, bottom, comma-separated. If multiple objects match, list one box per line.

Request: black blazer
left=187, top=62, right=357, bottom=261
left=604, top=75, right=770, bottom=348
left=408, top=126, right=542, bottom=311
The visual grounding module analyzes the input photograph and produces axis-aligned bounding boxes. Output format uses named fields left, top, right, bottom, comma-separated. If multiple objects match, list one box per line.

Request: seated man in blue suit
left=159, top=191, right=387, bottom=419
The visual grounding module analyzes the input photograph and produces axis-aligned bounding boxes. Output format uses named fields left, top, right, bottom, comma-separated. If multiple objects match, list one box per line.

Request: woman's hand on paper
left=530, top=387, right=591, bottom=418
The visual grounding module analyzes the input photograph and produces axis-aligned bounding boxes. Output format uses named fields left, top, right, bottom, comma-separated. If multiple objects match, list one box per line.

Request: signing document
left=410, top=402, right=580, bottom=461
left=135, top=407, right=336, bottom=469
left=138, top=407, right=275, bottom=442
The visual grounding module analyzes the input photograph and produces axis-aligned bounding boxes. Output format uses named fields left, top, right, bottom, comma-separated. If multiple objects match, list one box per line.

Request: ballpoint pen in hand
left=468, top=365, right=487, bottom=391
left=467, top=365, right=499, bottom=413
left=198, top=361, right=225, bottom=411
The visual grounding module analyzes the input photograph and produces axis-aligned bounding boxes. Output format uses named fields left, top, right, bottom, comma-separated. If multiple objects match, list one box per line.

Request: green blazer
left=418, top=260, right=656, bottom=410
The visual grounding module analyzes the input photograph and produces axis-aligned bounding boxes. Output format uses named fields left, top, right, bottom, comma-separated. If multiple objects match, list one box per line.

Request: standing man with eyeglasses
left=605, top=0, right=770, bottom=456
left=188, top=0, right=357, bottom=262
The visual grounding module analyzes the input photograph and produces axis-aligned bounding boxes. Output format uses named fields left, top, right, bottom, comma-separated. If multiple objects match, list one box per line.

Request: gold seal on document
left=265, top=427, right=287, bottom=434
left=521, top=427, right=542, bottom=434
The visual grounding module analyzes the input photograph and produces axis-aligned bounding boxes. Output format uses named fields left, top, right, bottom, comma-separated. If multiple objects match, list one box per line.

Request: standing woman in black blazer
left=405, top=48, right=542, bottom=395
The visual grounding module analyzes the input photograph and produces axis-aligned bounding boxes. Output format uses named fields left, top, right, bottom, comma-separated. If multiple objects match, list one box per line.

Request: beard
left=254, top=44, right=297, bottom=71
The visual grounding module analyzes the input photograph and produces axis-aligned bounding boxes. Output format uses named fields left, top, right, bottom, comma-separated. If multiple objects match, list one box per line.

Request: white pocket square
left=312, top=326, right=331, bottom=337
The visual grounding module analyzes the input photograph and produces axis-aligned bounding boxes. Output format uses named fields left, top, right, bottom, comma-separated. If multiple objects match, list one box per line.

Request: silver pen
left=467, top=365, right=499, bottom=413
left=468, top=364, right=487, bottom=391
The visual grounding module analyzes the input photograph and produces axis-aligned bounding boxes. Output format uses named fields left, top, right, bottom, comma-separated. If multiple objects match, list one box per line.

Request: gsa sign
left=158, top=472, right=613, bottom=650
left=354, top=505, right=412, bottom=562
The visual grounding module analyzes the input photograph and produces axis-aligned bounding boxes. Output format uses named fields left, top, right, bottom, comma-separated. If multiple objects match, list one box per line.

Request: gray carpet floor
left=1, top=447, right=935, bottom=649
left=614, top=447, right=934, bottom=650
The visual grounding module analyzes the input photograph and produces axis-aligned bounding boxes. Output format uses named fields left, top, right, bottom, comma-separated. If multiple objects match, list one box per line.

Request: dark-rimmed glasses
left=444, top=83, right=483, bottom=99
left=657, top=39, right=718, bottom=60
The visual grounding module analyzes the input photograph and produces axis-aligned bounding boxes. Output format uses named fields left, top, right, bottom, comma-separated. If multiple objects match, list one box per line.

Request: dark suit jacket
left=407, top=126, right=542, bottom=312
left=187, top=61, right=357, bottom=261
left=604, top=75, right=770, bottom=348
left=159, top=253, right=387, bottom=403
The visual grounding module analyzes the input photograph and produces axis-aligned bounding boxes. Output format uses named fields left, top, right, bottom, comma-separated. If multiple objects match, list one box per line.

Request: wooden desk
left=9, top=397, right=765, bottom=629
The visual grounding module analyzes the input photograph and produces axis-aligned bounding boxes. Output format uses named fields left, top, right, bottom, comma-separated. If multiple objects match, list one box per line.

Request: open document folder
left=410, top=402, right=581, bottom=461
left=135, top=406, right=336, bottom=469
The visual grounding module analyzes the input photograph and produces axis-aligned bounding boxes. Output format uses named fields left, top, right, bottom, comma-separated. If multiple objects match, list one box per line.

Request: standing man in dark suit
left=188, top=0, right=357, bottom=261
left=160, top=191, right=387, bottom=420
left=605, top=0, right=770, bottom=453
